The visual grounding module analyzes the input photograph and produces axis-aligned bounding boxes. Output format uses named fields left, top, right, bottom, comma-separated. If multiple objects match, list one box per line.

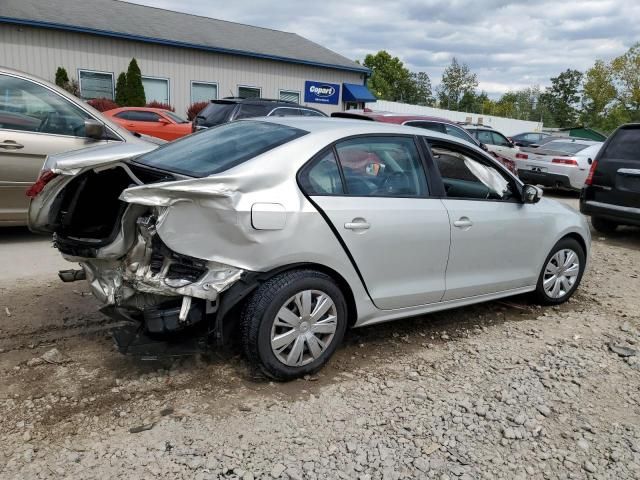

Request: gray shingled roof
left=0, top=0, right=368, bottom=73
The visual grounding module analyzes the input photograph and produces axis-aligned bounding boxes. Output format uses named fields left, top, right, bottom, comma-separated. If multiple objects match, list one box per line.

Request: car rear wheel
left=591, top=216, right=618, bottom=234
left=241, top=269, right=347, bottom=380
left=533, top=237, right=585, bottom=305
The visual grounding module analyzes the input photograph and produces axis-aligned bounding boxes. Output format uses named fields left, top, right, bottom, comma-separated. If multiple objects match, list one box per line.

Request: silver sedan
left=30, top=118, right=591, bottom=380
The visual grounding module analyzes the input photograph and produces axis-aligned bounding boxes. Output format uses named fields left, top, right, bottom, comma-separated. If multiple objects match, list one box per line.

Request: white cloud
left=123, top=0, right=640, bottom=97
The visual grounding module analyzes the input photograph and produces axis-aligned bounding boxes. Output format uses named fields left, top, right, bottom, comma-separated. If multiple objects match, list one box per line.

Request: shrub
left=87, top=97, right=119, bottom=112
left=146, top=101, right=175, bottom=111
left=186, top=101, right=208, bottom=121
left=55, top=67, right=69, bottom=88
left=115, top=72, right=127, bottom=106
left=124, top=58, right=145, bottom=106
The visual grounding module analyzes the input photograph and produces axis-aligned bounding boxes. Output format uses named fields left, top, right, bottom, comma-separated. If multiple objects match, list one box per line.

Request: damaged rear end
left=28, top=140, right=249, bottom=355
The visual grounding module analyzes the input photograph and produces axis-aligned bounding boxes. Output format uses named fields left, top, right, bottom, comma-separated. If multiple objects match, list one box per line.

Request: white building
left=0, top=0, right=376, bottom=117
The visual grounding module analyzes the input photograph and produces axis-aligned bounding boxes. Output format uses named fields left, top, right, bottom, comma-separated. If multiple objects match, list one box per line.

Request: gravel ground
left=1, top=221, right=640, bottom=479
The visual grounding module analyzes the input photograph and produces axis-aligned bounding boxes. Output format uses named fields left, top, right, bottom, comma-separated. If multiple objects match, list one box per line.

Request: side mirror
left=84, top=119, right=105, bottom=139
left=522, top=184, right=542, bottom=204
left=158, top=118, right=171, bottom=125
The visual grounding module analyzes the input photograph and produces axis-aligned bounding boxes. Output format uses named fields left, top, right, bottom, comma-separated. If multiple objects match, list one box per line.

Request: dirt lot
left=1, top=203, right=640, bottom=479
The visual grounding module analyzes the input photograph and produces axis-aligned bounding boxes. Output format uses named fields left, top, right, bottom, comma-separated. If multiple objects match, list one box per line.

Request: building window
left=142, top=76, right=169, bottom=104
left=191, top=81, right=218, bottom=103
left=238, top=85, right=261, bottom=99
left=78, top=70, right=114, bottom=100
left=279, top=90, right=300, bottom=103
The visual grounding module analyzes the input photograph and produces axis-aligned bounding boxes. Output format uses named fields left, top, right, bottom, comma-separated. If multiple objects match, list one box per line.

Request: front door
left=0, top=73, right=107, bottom=225
left=300, top=136, right=451, bottom=309
left=428, top=142, right=545, bottom=300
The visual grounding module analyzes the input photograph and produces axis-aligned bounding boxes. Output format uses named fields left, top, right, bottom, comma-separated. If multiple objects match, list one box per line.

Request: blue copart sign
left=304, top=81, right=340, bottom=104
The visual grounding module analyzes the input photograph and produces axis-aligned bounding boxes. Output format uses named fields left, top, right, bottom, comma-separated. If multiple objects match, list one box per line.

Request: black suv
left=580, top=123, right=640, bottom=233
left=192, top=98, right=326, bottom=131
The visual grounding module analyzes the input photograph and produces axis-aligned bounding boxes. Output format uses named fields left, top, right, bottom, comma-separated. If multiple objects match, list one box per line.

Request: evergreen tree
left=124, top=58, right=145, bottom=106
left=115, top=72, right=128, bottom=106
left=55, top=67, right=69, bottom=88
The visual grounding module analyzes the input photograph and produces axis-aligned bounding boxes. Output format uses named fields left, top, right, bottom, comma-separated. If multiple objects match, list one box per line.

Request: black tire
left=241, top=269, right=348, bottom=381
left=591, top=216, right=618, bottom=234
left=532, top=237, right=586, bottom=305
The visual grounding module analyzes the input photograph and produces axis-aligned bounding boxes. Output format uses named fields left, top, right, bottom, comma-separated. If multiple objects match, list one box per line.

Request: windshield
left=196, top=102, right=236, bottom=125
left=134, top=120, right=307, bottom=177
left=164, top=111, right=188, bottom=124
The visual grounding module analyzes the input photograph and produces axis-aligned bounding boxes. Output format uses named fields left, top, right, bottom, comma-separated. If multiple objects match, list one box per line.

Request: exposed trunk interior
left=49, top=164, right=175, bottom=254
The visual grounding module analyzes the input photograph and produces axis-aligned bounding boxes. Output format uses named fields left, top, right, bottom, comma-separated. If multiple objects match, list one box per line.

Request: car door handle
left=344, top=220, right=370, bottom=230
left=453, top=217, right=473, bottom=229
left=0, top=140, right=24, bottom=149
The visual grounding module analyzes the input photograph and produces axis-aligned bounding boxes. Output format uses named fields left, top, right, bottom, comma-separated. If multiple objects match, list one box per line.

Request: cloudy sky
left=125, top=0, right=640, bottom=97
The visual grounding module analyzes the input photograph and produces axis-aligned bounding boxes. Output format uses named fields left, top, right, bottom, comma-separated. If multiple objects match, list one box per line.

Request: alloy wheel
left=543, top=248, right=580, bottom=299
left=270, top=289, right=338, bottom=367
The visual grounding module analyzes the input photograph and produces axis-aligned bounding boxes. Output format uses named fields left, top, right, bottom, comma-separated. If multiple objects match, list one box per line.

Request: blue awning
left=342, top=83, right=377, bottom=103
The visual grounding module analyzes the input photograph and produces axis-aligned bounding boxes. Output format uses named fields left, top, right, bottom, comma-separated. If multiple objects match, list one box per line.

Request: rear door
left=0, top=73, right=110, bottom=225
left=490, top=131, right=518, bottom=161
left=301, top=135, right=451, bottom=309
left=590, top=125, right=640, bottom=208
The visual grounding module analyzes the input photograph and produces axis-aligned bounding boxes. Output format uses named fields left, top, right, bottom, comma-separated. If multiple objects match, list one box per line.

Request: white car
left=515, top=139, right=603, bottom=190
left=30, top=118, right=591, bottom=380
left=465, top=126, right=520, bottom=164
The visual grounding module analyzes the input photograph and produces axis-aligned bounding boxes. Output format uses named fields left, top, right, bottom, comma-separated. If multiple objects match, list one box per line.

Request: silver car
left=30, top=118, right=591, bottom=380
left=0, top=67, right=158, bottom=226
left=515, top=139, right=603, bottom=190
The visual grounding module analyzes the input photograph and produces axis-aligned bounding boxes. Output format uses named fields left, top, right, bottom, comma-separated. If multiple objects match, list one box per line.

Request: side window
left=114, top=111, right=132, bottom=120
left=235, top=104, right=268, bottom=119
left=335, top=136, right=428, bottom=197
left=524, top=133, right=540, bottom=141
left=445, top=124, right=474, bottom=142
left=0, top=74, right=92, bottom=136
left=268, top=107, right=301, bottom=117
left=299, top=150, right=344, bottom=195
left=128, top=111, right=162, bottom=122
left=491, top=132, right=511, bottom=147
left=431, top=144, right=514, bottom=201
left=405, top=121, right=446, bottom=134
left=475, top=130, right=494, bottom=145
left=300, top=109, right=325, bottom=117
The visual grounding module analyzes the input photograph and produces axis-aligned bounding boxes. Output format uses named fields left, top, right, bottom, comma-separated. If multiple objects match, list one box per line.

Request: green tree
left=611, top=43, right=640, bottom=121
left=363, top=50, right=416, bottom=102
left=115, top=72, right=128, bottom=106
left=55, top=67, right=69, bottom=88
left=407, top=71, right=434, bottom=106
left=581, top=60, right=617, bottom=129
left=436, top=57, right=478, bottom=110
left=544, top=69, right=583, bottom=128
left=124, top=58, right=145, bottom=106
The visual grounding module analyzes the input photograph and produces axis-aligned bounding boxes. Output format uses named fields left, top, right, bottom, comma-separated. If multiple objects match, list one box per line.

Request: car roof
left=106, top=107, right=173, bottom=114
left=252, top=116, right=482, bottom=150
left=332, top=111, right=459, bottom=126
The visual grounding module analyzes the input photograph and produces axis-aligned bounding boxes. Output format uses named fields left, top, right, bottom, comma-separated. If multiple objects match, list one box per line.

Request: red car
left=332, top=111, right=518, bottom=174
left=104, top=107, right=192, bottom=141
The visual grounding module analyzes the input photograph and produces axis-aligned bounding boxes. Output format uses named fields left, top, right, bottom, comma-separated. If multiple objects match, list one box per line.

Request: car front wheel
left=533, top=237, right=585, bottom=305
left=241, top=270, right=347, bottom=380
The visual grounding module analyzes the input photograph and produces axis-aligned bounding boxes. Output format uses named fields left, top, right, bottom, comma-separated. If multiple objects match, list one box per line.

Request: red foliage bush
left=145, top=101, right=175, bottom=111
left=186, top=101, right=208, bottom=121
left=87, top=98, right=118, bottom=112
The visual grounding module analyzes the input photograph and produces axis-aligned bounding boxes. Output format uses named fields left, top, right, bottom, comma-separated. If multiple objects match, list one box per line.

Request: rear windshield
left=602, top=128, right=639, bottom=161
left=134, top=120, right=307, bottom=177
left=543, top=142, right=593, bottom=154
left=196, top=102, right=236, bottom=125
